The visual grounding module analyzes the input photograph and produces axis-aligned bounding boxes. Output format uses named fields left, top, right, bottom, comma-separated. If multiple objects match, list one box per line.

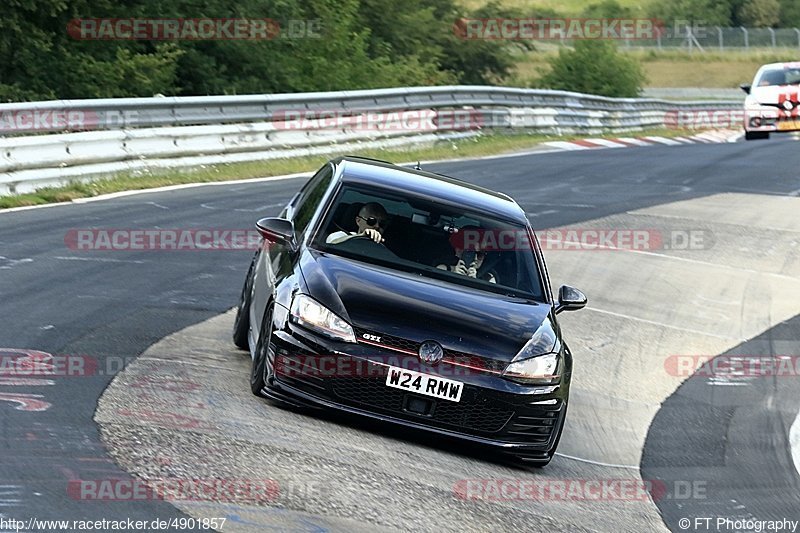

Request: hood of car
left=750, top=84, right=800, bottom=105
left=298, top=250, right=551, bottom=362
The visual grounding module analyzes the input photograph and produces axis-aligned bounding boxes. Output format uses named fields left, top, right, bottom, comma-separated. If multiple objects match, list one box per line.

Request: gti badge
left=418, top=341, right=444, bottom=365
left=362, top=333, right=382, bottom=342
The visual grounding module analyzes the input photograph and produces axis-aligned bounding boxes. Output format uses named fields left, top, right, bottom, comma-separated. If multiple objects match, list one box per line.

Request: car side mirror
left=555, top=285, right=587, bottom=314
left=740, top=83, right=751, bottom=95
left=255, top=217, right=297, bottom=252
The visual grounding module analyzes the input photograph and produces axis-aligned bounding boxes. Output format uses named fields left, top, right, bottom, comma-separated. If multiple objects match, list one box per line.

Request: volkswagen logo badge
left=418, top=341, right=444, bottom=365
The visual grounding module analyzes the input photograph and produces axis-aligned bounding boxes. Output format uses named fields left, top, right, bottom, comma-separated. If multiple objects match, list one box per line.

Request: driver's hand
left=364, top=228, right=384, bottom=243
left=454, top=260, right=469, bottom=276
left=467, top=263, right=478, bottom=278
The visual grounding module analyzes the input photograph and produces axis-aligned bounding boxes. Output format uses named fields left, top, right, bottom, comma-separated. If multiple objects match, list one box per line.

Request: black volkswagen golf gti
left=232, top=156, right=587, bottom=466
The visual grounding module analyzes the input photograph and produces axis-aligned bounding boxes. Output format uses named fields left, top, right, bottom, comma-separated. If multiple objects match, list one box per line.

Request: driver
left=326, top=202, right=388, bottom=244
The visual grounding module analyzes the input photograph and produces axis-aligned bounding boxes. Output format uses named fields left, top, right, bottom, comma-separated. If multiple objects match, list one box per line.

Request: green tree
left=356, top=0, right=523, bottom=86
left=778, top=0, right=800, bottom=26
left=0, top=0, right=519, bottom=101
left=581, top=0, right=635, bottom=18
left=737, top=0, right=780, bottom=27
left=649, top=0, right=734, bottom=26
left=537, top=40, right=645, bottom=98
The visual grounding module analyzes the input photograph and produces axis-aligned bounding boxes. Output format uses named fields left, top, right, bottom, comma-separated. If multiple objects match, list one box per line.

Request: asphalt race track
left=1, top=137, right=799, bottom=532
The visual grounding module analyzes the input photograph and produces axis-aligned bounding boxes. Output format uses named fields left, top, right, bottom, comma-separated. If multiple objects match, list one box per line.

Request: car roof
left=332, top=156, right=528, bottom=224
left=758, top=62, right=800, bottom=71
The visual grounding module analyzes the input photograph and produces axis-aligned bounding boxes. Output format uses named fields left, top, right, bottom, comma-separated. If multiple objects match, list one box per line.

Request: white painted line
left=543, top=141, right=590, bottom=151
left=616, top=137, right=652, bottom=146
left=629, top=209, right=800, bottom=235
left=580, top=138, right=628, bottom=148
left=526, top=209, right=558, bottom=218
left=585, top=307, right=743, bottom=341
left=0, top=172, right=311, bottom=215
left=694, top=132, right=726, bottom=142
left=672, top=137, right=695, bottom=144
left=141, top=356, right=241, bottom=372
left=642, top=136, right=682, bottom=146
left=554, top=452, right=640, bottom=470
left=547, top=240, right=800, bottom=282
left=0, top=257, right=33, bottom=269
left=0, top=128, right=737, bottom=215
left=791, top=408, right=800, bottom=478
left=54, top=256, right=146, bottom=264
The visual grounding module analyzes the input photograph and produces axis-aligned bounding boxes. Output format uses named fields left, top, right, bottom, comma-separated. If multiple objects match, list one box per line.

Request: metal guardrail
left=643, top=88, right=744, bottom=100
left=0, top=86, right=742, bottom=196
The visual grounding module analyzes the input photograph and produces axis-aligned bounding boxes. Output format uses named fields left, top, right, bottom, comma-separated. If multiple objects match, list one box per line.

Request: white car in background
left=741, top=62, right=800, bottom=140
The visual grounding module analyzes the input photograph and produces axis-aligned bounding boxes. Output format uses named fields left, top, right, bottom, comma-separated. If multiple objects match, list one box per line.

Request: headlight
left=744, top=96, right=760, bottom=109
left=290, top=294, right=356, bottom=343
left=503, top=321, right=561, bottom=385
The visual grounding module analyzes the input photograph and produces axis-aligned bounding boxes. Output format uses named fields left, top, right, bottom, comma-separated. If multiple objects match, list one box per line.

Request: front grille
left=354, top=328, right=507, bottom=374
left=331, top=375, right=514, bottom=433
left=444, top=348, right=507, bottom=374
left=354, top=328, right=418, bottom=354
left=503, top=402, right=562, bottom=445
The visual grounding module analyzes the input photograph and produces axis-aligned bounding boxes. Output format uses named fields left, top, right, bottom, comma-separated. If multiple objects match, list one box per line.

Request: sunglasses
left=357, top=215, right=387, bottom=228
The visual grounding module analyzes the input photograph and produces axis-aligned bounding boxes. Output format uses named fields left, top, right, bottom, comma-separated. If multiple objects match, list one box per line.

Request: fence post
left=741, top=26, right=748, bottom=49
left=717, top=26, right=723, bottom=51
left=795, top=28, right=800, bottom=48
left=768, top=27, right=776, bottom=48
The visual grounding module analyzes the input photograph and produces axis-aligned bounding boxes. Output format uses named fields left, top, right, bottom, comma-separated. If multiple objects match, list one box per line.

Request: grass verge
left=513, top=48, right=800, bottom=89
left=0, top=128, right=717, bottom=209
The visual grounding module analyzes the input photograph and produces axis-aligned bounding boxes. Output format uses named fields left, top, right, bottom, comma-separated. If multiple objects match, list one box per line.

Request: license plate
left=777, top=120, right=800, bottom=131
left=385, top=366, right=463, bottom=402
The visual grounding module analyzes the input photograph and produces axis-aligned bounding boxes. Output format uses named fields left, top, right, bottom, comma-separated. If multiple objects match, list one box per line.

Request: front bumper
left=744, top=106, right=800, bottom=133
left=262, top=317, right=569, bottom=457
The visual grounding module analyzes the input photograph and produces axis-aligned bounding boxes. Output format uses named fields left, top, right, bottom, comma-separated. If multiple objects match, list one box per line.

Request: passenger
left=437, top=226, right=496, bottom=283
left=326, top=202, right=388, bottom=244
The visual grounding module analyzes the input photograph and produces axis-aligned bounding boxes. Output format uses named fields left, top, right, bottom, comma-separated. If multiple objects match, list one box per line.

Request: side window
left=292, top=164, right=334, bottom=236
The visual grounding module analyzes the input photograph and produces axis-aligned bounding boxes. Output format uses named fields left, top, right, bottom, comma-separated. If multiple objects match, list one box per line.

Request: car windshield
left=756, top=66, right=800, bottom=86
left=310, top=184, right=545, bottom=300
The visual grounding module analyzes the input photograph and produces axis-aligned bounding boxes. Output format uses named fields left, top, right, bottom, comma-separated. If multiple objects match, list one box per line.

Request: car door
left=249, top=163, right=335, bottom=342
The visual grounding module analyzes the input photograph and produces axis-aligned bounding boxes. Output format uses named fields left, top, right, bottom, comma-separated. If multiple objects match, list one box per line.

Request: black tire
left=250, top=305, right=274, bottom=396
left=745, top=131, right=770, bottom=141
left=232, top=251, right=258, bottom=350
